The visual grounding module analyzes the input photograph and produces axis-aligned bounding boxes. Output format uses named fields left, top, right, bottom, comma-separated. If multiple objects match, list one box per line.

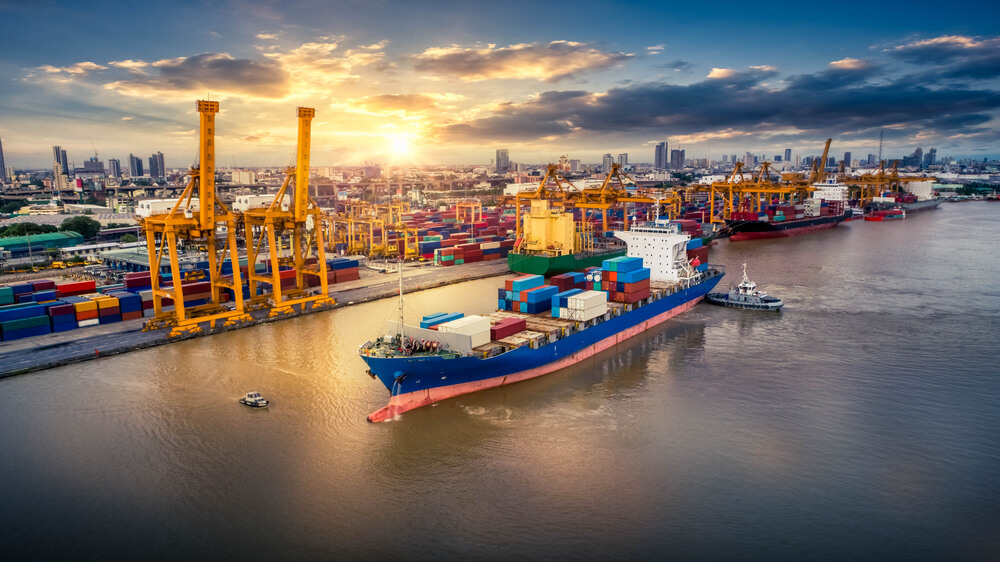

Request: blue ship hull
left=359, top=269, right=723, bottom=421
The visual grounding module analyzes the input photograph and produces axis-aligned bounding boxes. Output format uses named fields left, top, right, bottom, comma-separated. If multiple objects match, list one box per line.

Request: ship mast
left=397, top=257, right=404, bottom=343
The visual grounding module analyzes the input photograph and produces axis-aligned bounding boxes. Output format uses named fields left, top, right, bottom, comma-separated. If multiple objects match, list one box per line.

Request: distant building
left=364, top=165, right=381, bottom=178
left=617, top=153, right=628, bottom=167
left=843, top=152, right=851, bottom=167
left=154, top=152, right=165, bottom=178
left=107, top=158, right=121, bottom=179
left=868, top=154, right=877, bottom=165
left=827, top=157, right=836, bottom=167
left=148, top=155, right=159, bottom=179
left=669, top=149, right=685, bottom=170
left=602, top=153, right=614, bottom=172
left=128, top=154, right=143, bottom=178
left=74, top=157, right=105, bottom=180
left=774, top=155, right=782, bottom=162
left=495, top=149, right=510, bottom=173
left=52, top=146, right=69, bottom=179
left=0, top=135, right=6, bottom=182
left=569, top=159, right=581, bottom=172
left=924, top=148, right=936, bottom=168
left=654, top=141, right=668, bottom=169
left=784, top=148, right=792, bottom=163
left=232, top=170, right=257, bottom=184
left=0, top=231, right=85, bottom=259
left=558, top=155, right=569, bottom=171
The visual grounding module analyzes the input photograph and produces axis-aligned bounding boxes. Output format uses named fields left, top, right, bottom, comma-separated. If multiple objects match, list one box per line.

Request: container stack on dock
left=599, top=256, right=652, bottom=304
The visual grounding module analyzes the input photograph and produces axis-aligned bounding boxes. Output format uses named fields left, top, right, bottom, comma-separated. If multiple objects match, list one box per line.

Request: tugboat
left=706, top=264, right=783, bottom=310
left=238, top=391, right=269, bottom=408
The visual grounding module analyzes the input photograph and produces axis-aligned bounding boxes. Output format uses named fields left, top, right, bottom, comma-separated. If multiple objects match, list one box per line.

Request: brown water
left=1, top=203, right=998, bottom=560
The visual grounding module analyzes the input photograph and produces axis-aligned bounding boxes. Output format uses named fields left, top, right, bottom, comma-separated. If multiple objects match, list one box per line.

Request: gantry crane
left=242, top=107, right=332, bottom=317
left=140, top=100, right=250, bottom=334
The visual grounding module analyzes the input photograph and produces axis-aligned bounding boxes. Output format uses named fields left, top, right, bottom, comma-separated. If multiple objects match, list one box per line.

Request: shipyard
left=3, top=1, right=1000, bottom=559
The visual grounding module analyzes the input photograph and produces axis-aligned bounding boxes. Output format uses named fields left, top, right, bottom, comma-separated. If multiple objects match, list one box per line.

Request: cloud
left=361, top=94, right=440, bottom=113
left=108, top=59, right=149, bottom=72
left=432, top=64, right=1000, bottom=146
left=412, top=41, right=632, bottom=82
left=32, top=61, right=106, bottom=76
left=647, top=44, right=665, bottom=54
left=707, top=68, right=737, bottom=79
left=104, top=52, right=289, bottom=99
left=659, top=59, right=694, bottom=72
left=890, top=35, right=1000, bottom=82
left=829, top=57, right=870, bottom=70
left=256, top=33, right=278, bottom=40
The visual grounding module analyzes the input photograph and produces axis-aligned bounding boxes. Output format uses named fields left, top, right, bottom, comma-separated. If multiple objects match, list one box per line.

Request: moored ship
left=507, top=199, right=626, bottom=275
left=359, top=216, right=723, bottom=422
left=725, top=200, right=852, bottom=242
left=864, top=208, right=905, bottom=221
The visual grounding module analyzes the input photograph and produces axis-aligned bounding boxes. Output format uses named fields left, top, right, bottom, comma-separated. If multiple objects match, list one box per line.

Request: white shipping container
left=480, top=241, right=501, bottom=250
left=568, top=290, right=607, bottom=310
left=233, top=194, right=291, bottom=212
left=78, top=318, right=100, bottom=327
left=438, top=315, right=490, bottom=336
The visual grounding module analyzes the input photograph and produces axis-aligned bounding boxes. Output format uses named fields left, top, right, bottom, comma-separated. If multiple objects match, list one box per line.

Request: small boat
left=706, top=263, right=783, bottom=310
left=238, top=391, right=269, bottom=408
left=864, top=208, right=905, bottom=221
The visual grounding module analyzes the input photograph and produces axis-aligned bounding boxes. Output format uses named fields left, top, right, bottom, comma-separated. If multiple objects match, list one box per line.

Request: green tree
left=59, top=216, right=102, bottom=240
left=0, top=199, right=29, bottom=214
left=0, top=222, right=58, bottom=237
left=120, top=234, right=138, bottom=243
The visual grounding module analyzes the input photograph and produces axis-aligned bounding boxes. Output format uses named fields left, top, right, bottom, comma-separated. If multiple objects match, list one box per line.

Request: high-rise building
left=784, top=148, right=791, bottom=163
left=107, top=158, right=121, bottom=179
left=128, top=154, right=143, bottom=178
left=617, top=153, right=628, bottom=167
left=827, top=157, right=836, bottom=167
left=924, top=148, right=936, bottom=167
left=867, top=154, right=877, bottom=165
left=654, top=141, right=668, bottom=169
left=155, top=151, right=165, bottom=178
left=52, top=146, right=69, bottom=178
left=602, top=153, right=614, bottom=172
left=670, top=149, right=685, bottom=170
left=148, top=155, right=159, bottom=179
left=569, top=159, right=581, bottom=172
left=774, top=155, right=782, bottom=162
left=0, top=136, right=6, bottom=182
left=495, top=149, right=510, bottom=173
left=843, top=152, right=851, bottom=167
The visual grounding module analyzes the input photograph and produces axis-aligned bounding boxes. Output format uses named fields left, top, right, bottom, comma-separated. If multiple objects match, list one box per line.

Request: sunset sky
left=1, top=0, right=998, bottom=169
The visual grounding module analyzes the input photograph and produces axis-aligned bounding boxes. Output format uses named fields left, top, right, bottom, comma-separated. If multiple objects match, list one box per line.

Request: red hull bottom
left=367, top=298, right=702, bottom=422
left=729, top=221, right=841, bottom=241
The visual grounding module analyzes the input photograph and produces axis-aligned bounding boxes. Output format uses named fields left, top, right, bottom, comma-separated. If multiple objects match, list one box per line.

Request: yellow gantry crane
left=141, top=100, right=250, bottom=333
left=242, top=107, right=332, bottom=317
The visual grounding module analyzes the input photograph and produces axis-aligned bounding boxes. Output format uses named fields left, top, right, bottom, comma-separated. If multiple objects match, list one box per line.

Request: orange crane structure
left=242, top=107, right=332, bottom=317
left=140, top=100, right=250, bottom=334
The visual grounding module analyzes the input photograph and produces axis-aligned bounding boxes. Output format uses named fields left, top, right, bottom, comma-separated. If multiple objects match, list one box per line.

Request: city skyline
left=1, top=1, right=998, bottom=169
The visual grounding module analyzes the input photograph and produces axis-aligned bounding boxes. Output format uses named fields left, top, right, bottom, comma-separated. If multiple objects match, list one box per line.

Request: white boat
left=705, top=263, right=783, bottom=310
left=238, top=391, right=269, bottom=408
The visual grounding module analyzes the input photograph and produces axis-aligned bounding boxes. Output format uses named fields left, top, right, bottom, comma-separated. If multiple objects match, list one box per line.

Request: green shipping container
left=0, top=287, right=14, bottom=306
left=1, top=315, right=51, bottom=332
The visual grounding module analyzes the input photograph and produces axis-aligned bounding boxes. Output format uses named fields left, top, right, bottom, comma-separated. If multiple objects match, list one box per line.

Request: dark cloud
left=106, top=53, right=289, bottom=98
left=412, top=41, right=632, bottom=82
left=890, top=36, right=1000, bottom=82
left=434, top=65, right=1000, bottom=144
left=659, top=59, right=694, bottom=72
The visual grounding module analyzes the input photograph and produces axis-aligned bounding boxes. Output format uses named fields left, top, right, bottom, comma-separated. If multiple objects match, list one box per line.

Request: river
left=1, top=202, right=998, bottom=560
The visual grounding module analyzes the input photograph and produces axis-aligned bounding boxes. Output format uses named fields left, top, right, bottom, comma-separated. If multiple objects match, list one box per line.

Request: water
left=2, top=203, right=999, bottom=560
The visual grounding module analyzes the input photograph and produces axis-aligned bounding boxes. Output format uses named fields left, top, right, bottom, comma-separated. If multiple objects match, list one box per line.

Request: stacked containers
left=93, top=295, right=121, bottom=324
left=563, top=290, right=608, bottom=321
left=109, top=291, right=143, bottom=321
left=48, top=302, right=78, bottom=332
left=0, top=286, right=14, bottom=306
left=551, top=288, right=584, bottom=318
left=490, top=317, right=526, bottom=340
left=66, top=296, right=100, bottom=327
left=56, top=280, right=97, bottom=297
left=602, top=257, right=651, bottom=304
left=0, top=303, right=51, bottom=341
left=420, top=312, right=464, bottom=329
left=437, top=315, right=490, bottom=348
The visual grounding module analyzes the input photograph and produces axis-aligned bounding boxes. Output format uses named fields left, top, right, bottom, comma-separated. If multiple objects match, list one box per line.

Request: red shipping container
left=622, top=279, right=650, bottom=292
left=335, top=270, right=360, bottom=282
left=122, top=311, right=143, bottom=321
left=490, top=317, right=526, bottom=340
left=48, top=304, right=76, bottom=317
left=98, top=306, right=121, bottom=317
left=56, top=280, right=97, bottom=297
left=32, top=280, right=57, bottom=291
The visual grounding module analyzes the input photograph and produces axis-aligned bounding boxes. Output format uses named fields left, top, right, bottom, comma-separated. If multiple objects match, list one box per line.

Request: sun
left=389, top=134, right=411, bottom=156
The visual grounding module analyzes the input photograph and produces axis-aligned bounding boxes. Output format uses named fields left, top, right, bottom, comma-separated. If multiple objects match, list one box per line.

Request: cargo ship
left=359, top=216, right=723, bottom=422
left=870, top=195, right=942, bottom=213
left=507, top=199, right=625, bottom=275
left=724, top=200, right=852, bottom=242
